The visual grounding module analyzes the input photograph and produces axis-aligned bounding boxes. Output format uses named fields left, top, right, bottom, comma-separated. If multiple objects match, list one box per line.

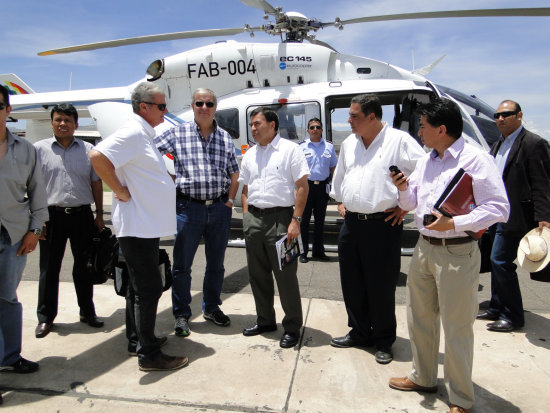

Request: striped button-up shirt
left=155, top=120, right=239, bottom=200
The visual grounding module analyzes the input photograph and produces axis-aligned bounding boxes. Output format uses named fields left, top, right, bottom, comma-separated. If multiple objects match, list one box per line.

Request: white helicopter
left=3, top=1, right=550, bottom=159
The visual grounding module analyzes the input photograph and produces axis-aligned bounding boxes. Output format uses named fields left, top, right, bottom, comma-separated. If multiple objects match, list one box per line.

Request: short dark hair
left=250, top=106, right=279, bottom=132
left=0, top=85, right=10, bottom=106
left=50, top=103, right=78, bottom=123
left=350, top=94, right=383, bottom=119
left=307, top=117, right=322, bottom=128
left=500, top=100, right=522, bottom=113
left=418, top=98, right=463, bottom=140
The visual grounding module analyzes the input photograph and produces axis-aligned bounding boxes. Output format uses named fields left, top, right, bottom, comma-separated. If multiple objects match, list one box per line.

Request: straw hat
left=517, top=227, right=550, bottom=272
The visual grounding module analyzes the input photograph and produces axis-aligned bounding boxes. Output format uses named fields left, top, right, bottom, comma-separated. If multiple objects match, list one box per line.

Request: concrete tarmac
left=2, top=195, right=550, bottom=412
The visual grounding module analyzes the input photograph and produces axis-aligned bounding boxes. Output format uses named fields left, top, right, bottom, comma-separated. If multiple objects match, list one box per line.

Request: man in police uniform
left=299, top=118, right=337, bottom=263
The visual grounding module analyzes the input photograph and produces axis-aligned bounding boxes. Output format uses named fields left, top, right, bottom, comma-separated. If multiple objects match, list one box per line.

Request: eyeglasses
left=143, top=102, right=167, bottom=111
left=0, top=103, right=7, bottom=110
left=493, top=110, right=518, bottom=119
left=309, top=125, right=322, bottom=130
left=194, top=101, right=215, bottom=108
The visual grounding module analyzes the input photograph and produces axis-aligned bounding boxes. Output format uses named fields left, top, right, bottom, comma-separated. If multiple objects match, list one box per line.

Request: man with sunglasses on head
left=90, top=82, right=187, bottom=371
left=34, top=103, right=105, bottom=339
left=0, top=85, right=48, bottom=380
left=155, top=88, right=239, bottom=338
left=298, top=118, right=337, bottom=263
left=477, top=100, right=550, bottom=332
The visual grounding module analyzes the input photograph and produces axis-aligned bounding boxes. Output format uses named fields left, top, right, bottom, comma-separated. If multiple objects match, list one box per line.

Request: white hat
left=517, top=227, right=550, bottom=272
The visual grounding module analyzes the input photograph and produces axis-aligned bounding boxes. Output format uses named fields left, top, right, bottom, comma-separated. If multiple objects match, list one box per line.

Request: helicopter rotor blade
left=38, top=27, right=262, bottom=56
left=329, top=7, right=550, bottom=27
left=306, top=36, right=338, bottom=53
left=239, top=0, right=277, bottom=14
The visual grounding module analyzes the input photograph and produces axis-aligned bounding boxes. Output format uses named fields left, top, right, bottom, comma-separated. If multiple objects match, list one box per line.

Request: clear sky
left=3, top=0, right=550, bottom=136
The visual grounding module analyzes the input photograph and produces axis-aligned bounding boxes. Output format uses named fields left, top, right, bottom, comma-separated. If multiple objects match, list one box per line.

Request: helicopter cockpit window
left=214, top=108, right=239, bottom=140
left=246, top=102, right=321, bottom=144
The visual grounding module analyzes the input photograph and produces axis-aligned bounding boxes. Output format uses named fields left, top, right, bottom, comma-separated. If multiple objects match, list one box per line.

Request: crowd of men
left=1, top=81, right=549, bottom=412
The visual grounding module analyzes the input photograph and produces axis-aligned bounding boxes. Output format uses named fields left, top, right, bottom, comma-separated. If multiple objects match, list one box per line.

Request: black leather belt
left=51, top=205, right=91, bottom=214
left=346, top=211, right=387, bottom=221
left=308, top=179, right=329, bottom=185
left=177, top=192, right=226, bottom=205
left=422, top=235, right=473, bottom=246
left=248, top=205, right=292, bottom=215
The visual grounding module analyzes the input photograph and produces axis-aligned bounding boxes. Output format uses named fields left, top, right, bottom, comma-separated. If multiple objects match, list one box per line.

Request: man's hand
left=390, top=170, right=409, bottom=191
left=94, top=215, right=105, bottom=230
left=425, top=210, right=455, bottom=232
left=287, top=219, right=300, bottom=241
left=114, top=187, right=131, bottom=202
left=538, top=221, right=550, bottom=233
left=16, top=232, right=39, bottom=256
left=384, top=206, right=408, bottom=226
left=337, top=202, right=346, bottom=218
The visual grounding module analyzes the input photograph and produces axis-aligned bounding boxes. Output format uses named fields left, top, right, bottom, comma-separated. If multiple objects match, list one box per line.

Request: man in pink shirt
left=388, top=99, right=509, bottom=413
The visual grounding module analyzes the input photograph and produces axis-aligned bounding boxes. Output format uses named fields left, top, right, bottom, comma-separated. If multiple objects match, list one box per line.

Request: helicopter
left=3, top=0, right=550, bottom=156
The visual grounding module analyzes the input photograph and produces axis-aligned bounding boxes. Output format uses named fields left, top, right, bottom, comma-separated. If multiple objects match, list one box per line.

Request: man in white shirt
left=239, top=107, right=310, bottom=348
left=90, top=82, right=187, bottom=371
left=330, top=94, right=425, bottom=364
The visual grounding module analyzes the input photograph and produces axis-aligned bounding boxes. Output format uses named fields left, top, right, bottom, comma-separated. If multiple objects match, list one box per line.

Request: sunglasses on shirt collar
left=493, top=110, right=518, bottom=119
left=194, top=101, right=215, bottom=108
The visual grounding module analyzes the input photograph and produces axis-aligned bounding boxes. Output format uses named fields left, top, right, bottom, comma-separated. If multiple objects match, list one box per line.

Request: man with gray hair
left=155, top=88, right=239, bottom=337
left=90, top=82, right=187, bottom=371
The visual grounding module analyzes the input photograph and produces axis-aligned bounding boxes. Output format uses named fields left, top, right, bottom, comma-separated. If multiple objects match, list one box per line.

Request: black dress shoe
left=330, top=333, right=371, bottom=348
left=476, top=310, right=499, bottom=321
left=299, top=256, right=309, bottom=263
left=487, top=319, right=519, bottom=332
left=375, top=347, right=393, bottom=364
left=80, top=315, right=104, bottom=328
left=0, top=357, right=39, bottom=374
left=280, top=332, right=299, bottom=348
left=312, top=254, right=330, bottom=261
left=35, top=322, right=52, bottom=338
left=242, top=323, right=277, bottom=336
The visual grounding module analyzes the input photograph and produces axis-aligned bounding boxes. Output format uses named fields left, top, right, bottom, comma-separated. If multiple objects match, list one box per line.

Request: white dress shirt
left=94, top=114, right=176, bottom=238
left=331, top=123, right=425, bottom=213
left=239, top=134, right=310, bottom=208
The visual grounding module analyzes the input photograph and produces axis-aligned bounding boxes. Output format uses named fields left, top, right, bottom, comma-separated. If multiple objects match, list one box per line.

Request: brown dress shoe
left=138, top=352, right=188, bottom=371
left=389, top=377, right=438, bottom=393
left=450, top=404, right=470, bottom=413
left=35, top=323, right=52, bottom=338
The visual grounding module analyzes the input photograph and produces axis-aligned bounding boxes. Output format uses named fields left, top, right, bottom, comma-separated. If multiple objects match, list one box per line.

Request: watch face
left=32, top=228, right=42, bottom=236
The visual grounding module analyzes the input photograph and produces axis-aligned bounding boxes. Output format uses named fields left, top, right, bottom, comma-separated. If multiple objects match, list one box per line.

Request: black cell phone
left=389, top=165, right=402, bottom=175
left=423, top=214, right=436, bottom=226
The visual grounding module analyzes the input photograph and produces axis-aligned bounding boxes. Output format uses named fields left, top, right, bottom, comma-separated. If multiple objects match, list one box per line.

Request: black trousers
left=118, top=237, right=163, bottom=361
left=337, top=213, right=402, bottom=348
left=37, top=207, right=95, bottom=323
left=300, top=180, right=329, bottom=257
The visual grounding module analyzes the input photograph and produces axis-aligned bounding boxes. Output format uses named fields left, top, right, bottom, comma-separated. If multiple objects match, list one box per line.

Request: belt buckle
left=64, top=207, right=73, bottom=214
left=314, top=180, right=320, bottom=185
left=205, top=200, right=213, bottom=206
left=357, top=213, right=367, bottom=220
left=441, top=238, right=446, bottom=246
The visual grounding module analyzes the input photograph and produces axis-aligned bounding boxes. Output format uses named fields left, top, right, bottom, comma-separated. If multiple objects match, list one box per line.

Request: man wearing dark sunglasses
left=298, top=118, right=337, bottom=263
left=155, top=88, right=239, bottom=337
left=478, top=100, right=550, bottom=333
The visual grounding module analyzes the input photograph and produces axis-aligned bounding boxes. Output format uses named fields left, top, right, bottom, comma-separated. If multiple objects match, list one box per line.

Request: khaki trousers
left=407, top=237, right=480, bottom=409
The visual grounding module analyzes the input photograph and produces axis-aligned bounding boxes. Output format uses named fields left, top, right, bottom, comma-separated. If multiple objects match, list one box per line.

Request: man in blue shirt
left=299, top=118, right=337, bottom=263
left=155, top=88, right=239, bottom=337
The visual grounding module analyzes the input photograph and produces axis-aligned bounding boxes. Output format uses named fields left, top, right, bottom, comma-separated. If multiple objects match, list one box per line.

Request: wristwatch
left=292, top=216, right=302, bottom=223
left=30, top=228, right=43, bottom=236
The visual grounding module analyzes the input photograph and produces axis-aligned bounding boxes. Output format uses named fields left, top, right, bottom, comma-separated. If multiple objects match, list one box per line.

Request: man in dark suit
left=478, top=100, right=550, bottom=332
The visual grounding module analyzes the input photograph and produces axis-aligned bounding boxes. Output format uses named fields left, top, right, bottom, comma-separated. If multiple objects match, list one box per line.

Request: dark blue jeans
left=171, top=198, right=232, bottom=319
left=489, top=223, right=525, bottom=326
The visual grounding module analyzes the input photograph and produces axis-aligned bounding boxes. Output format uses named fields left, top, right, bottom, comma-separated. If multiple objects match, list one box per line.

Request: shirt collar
left=430, top=136, right=464, bottom=160
left=132, top=113, right=156, bottom=138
